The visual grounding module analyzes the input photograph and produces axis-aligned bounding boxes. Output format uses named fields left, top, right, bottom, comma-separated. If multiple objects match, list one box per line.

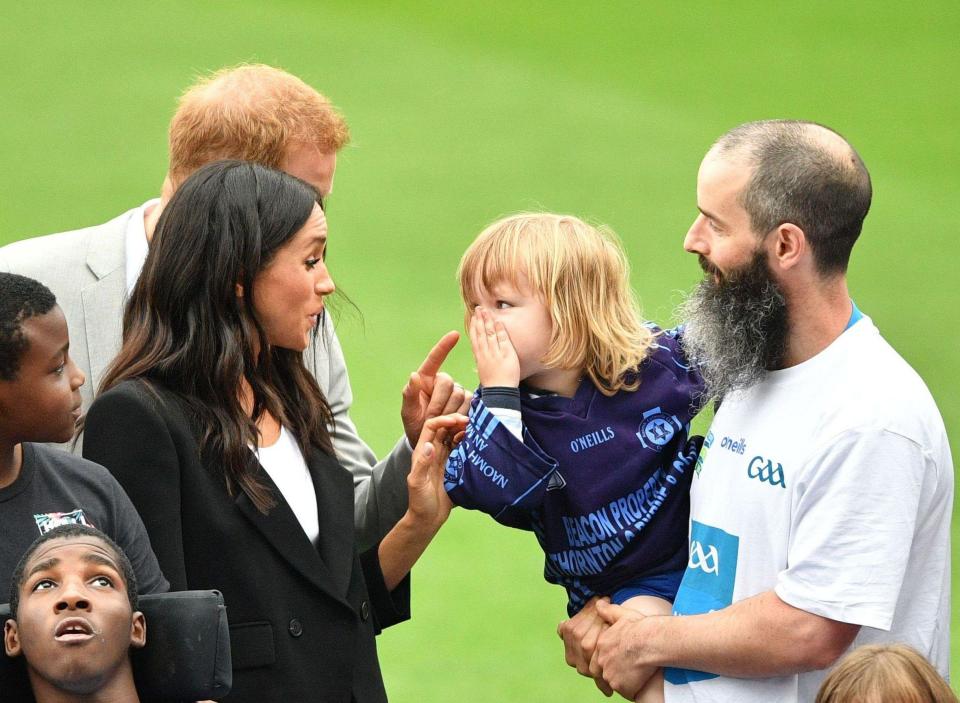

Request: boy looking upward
left=0, top=272, right=167, bottom=593
left=4, top=524, right=146, bottom=702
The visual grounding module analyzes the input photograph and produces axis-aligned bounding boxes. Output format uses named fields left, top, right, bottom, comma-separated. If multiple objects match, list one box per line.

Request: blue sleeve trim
left=444, top=396, right=558, bottom=527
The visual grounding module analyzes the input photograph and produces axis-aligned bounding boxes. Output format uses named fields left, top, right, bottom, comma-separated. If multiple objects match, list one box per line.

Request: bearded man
left=559, top=120, right=953, bottom=702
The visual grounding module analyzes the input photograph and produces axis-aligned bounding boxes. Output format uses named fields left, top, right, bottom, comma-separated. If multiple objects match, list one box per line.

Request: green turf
left=2, top=1, right=957, bottom=698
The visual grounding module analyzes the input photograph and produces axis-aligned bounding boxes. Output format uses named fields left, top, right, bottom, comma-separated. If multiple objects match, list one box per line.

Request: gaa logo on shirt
left=747, top=455, right=786, bottom=488
left=635, top=406, right=682, bottom=451
left=667, top=521, right=739, bottom=686
left=688, top=539, right=719, bottom=574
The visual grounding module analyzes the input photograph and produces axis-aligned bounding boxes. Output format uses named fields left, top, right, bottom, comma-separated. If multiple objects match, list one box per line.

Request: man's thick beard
left=679, top=250, right=789, bottom=402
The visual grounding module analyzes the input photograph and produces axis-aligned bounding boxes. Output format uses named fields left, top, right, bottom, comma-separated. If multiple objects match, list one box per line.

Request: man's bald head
left=167, top=64, right=349, bottom=189
left=708, top=120, right=872, bottom=275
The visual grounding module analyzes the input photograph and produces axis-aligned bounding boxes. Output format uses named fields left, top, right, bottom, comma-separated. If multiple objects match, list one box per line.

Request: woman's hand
left=405, top=413, right=469, bottom=530
left=469, top=307, right=520, bottom=388
left=378, top=413, right=469, bottom=590
left=399, top=331, right=470, bottom=447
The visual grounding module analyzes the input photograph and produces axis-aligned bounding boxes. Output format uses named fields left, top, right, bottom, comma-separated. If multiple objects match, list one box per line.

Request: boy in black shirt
left=0, top=272, right=166, bottom=593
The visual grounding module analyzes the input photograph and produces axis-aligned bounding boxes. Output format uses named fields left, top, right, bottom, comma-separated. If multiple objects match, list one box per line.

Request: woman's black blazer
left=83, top=379, right=410, bottom=703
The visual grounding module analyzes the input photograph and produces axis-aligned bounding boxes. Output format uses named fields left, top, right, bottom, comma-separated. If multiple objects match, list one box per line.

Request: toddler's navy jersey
left=446, top=328, right=705, bottom=614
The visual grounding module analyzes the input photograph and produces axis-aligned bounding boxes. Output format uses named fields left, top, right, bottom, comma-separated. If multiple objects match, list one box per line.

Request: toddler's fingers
left=469, top=309, right=485, bottom=357
left=481, top=308, right=498, bottom=344
left=493, top=320, right=513, bottom=354
left=477, top=308, right=496, bottom=352
left=482, top=308, right=499, bottom=353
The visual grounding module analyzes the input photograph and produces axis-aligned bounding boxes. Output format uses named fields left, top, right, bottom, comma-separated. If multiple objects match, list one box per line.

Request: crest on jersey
left=636, top=406, right=682, bottom=451
left=444, top=447, right=466, bottom=491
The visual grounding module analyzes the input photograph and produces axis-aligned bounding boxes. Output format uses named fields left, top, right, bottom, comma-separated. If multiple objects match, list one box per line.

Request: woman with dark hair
left=82, top=160, right=465, bottom=702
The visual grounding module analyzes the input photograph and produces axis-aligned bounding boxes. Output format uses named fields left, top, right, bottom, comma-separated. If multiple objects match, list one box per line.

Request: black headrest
left=0, top=590, right=231, bottom=702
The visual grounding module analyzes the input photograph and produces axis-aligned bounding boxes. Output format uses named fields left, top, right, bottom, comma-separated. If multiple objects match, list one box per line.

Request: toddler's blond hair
left=458, top=213, right=653, bottom=395
left=816, top=644, right=956, bottom=703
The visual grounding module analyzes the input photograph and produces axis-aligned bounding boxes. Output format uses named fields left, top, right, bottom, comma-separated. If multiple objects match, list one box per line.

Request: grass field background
left=2, top=2, right=957, bottom=699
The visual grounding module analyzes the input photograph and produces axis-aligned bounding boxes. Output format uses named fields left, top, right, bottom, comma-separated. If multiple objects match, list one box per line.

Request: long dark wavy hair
left=98, top=160, right=334, bottom=513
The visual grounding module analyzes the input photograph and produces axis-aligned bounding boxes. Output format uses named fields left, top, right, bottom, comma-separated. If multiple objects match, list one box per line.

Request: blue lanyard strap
left=845, top=300, right=864, bottom=330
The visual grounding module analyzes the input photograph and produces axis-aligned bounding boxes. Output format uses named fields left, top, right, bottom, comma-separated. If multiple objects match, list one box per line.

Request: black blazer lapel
left=307, top=448, right=355, bottom=599
left=234, top=460, right=350, bottom=607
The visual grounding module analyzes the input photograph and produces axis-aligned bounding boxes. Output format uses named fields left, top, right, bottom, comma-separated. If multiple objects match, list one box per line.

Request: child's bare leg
left=619, top=595, right=672, bottom=703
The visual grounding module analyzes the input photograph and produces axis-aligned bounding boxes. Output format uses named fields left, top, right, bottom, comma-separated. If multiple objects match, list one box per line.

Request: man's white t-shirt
left=665, top=317, right=952, bottom=703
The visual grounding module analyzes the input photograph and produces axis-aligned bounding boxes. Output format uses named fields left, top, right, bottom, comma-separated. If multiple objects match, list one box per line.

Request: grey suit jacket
left=0, top=205, right=410, bottom=550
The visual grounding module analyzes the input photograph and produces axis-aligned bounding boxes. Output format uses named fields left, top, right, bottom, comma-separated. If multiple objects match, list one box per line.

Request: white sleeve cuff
left=486, top=406, right=523, bottom=441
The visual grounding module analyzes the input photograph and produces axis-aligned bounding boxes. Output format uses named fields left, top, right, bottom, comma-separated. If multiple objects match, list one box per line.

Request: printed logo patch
left=444, top=446, right=466, bottom=491
left=719, top=435, right=746, bottom=455
left=635, top=406, right=682, bottom=450
left=694, top=431, right=714, bottom=477
left=546, top=471, right=567, bottom=491
left=747, top=455, right=786, bottom=488
left=569, top=426, right=615, bottom=454
left=666, top=521, right=740, bottom=686
left=688, top=540, right=719, bottom=574
left=34, top=509, right=91, bottom=535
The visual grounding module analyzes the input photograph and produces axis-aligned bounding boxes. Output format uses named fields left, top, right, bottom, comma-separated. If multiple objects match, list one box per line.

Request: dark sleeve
left=655, top=325, right=708, bottom=413
left=479, top=386, right=521, bottom=411
left=107, top=475, right=170, bottom=594
left=444, top=395, right=557, bottom=529
left=83, top=385, right=189, bottom=591
left=359, top=545, right=410, bottom=634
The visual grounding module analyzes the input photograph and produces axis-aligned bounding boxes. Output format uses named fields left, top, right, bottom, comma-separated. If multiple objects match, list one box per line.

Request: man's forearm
left=349, top=436, right=412, bottom=551
left=628, top=591, right=858, bottom=677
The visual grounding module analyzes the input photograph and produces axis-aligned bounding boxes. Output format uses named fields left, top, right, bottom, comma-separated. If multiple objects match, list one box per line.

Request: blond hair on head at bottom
left=457, top=213, right=654, bottom=395
left=815, top=643, right=956, bottom=703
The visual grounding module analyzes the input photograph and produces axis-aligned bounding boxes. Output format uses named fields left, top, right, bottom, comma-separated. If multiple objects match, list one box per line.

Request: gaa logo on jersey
left=34, top=509, right=90, bottom=535
left=688, top=540, right=719, bottom=574
left=444, top=446, right=466, bottom=491
left=747, top=455, right=787, bottom=488
left=667, top=521, right=739, bottom=687
left=635, top=406, right=682, bottom=451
